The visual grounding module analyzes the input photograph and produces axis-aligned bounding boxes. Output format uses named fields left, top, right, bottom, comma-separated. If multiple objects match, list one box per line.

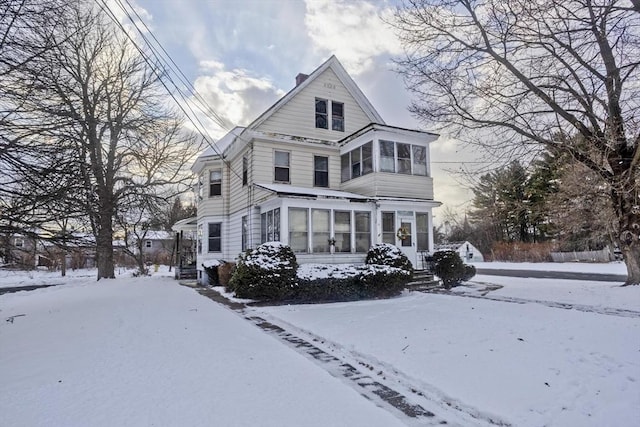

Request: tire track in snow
left=195, top=286, right=511, bottom=426
left=427, top=283, right=640, bottom=319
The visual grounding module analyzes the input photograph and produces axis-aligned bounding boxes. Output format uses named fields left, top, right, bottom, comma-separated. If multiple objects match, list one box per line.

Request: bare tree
left=393, top=0, right=640, bottom=284
left=0, top=0, right=81, bottom=243
left=7, top=3, right=198, bottom=279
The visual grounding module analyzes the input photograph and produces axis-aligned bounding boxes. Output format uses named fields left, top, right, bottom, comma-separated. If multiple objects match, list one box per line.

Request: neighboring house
left=435, top=241, right=485, bottom=263
left=180, top=56, right=441, bottom=283
left=0, top=234, right=37, bottom=267
left=1, top=233, right=96, bottom=270
left=114, top=231, right=175, bottom=265
left=140, top=231, right=174, bottom=263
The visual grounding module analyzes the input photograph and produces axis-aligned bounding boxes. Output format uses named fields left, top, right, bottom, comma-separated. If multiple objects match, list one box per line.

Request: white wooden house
left=435, top=241, right=485, bottom=263
left=175, top=56, right=441, bottom=283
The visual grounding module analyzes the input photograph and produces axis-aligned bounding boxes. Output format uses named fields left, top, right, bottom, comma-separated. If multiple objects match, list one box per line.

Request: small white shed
left=435, top=241, right=485, bottom=263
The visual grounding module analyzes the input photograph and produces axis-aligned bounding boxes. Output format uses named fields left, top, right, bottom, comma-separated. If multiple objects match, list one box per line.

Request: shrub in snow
left=463, top=264, right=476, bottom=282
left=432, top=250, right=466, bottom=289
left=229, top=242, right=298, bottom=301
left=293, top=264, right=409, bottom=302
left=365, top=243, right=413, bottom=273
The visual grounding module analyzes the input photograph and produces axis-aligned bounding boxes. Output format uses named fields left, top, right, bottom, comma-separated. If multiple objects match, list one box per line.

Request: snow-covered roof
left=143, top=231, right=173, bottom=240
left=172, top=217, right=197, bottom=232
left=192, top=126, right=246, bottom=173
left=255, top=183, right=369, bottom=200
left=435, top=241, right=476, bottom=251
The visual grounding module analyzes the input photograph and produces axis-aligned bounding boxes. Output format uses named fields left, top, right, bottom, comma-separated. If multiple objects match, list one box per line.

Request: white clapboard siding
left=250, top=139, right=342, bottom=189
left=256, top=68, right=372, bottom=140
left=340, top=173, right=435, bottom=200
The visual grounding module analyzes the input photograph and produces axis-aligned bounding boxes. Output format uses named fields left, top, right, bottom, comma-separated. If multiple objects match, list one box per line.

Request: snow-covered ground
left=1, top=264, right=639, bottom=426
left=473, top=260, right=627, bottom=274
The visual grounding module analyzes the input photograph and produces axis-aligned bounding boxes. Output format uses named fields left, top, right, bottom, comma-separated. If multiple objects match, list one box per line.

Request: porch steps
left=175, top=266, right=197, bottom=280
left=406, top=269, right=440, bottom=291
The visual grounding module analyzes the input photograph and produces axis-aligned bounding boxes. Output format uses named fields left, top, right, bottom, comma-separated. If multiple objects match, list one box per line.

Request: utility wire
left=96, top=0, right=246, bottom=184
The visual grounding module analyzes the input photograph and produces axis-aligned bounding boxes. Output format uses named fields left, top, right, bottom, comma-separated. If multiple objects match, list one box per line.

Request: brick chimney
left=295, top=73, right=309, bottom=86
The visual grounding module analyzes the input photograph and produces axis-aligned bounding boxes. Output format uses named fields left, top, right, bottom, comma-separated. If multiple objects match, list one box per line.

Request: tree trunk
left=621, top=241, right=640, bottom=286
left=613, top=180, right=640, bottom=286
left=96, top=215, right=115, bottom=280
left=61, top=251, right=66, bottom=277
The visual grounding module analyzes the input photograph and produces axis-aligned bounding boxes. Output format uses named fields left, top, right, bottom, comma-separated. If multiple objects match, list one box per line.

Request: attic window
left=315, top=98, right=328, bottom=129
left=315, top=98, right=344, bottom=131
left=332, top=101, right=344, bottom=131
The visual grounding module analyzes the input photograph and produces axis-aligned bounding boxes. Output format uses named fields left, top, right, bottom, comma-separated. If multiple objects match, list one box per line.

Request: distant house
left=0, top=234, right=37, bottom=267
left=176, top=55, right=442, bottom=284
left=140, top=231, right=173, bottom=263
left=435, top=241, right=485, bottom=263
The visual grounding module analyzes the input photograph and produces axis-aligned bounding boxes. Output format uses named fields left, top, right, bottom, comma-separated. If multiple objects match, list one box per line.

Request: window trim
left=379, top=140, right=429, bottom=177
left=288, top=207, right=309, bottom=253
left=315, top=98, right=328, bottom=129
left=207, top=222, right=222, bottom=253
left=381, top=211, right=396, bottom=245
left=331, top=101, right=344, bottom=132
left=354, top=211, right=371, bottom=253
left=313, top=155, right=329, bottom=187
left=315, top=98, right=345, bottom=132
left=274, top=150, right=290, bottom=183
left=341, top=141, right=373, bottom=182
left=209, top=169, right=222, bottom=197
left=145, top=240, right=152, bottom=249
left=242, top=156, right=248, bottom=186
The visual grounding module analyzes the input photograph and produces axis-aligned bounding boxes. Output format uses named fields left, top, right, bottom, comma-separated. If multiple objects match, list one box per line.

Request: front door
left=398, top=218, right=417, bottom=267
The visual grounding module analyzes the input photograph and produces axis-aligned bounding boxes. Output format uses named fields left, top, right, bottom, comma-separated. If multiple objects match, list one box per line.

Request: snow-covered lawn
left=1, top=264, right=639, bottom=426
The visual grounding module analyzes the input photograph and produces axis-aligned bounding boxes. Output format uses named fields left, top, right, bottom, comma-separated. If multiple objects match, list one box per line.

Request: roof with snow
left=435, top=241, right=478, bottom=251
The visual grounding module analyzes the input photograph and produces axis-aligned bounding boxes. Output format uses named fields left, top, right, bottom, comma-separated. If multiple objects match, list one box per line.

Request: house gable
left=250, top=56, right=384, bottom=141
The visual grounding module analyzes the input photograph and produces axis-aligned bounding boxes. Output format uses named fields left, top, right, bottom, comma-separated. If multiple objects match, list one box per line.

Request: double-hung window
left=315, top=98, right=328, bottom=129
left=314, top=156, right=329, bottom=187
left=332, top=101, right=344, bottom=131
left=381, top=212, right=396, bottom=244
left=312, top=209, right=330, bottom=253
left=416, top=213, right=429, bottom=251
left=145, top=240, right=152, bottom=249
left=242, top=156, right=248, bottom=186
left=289, top=208, right=308, bottom=253
left=208, top=223, right=221, bottom=252
left=413, top=146, right=427, bottom=176
left=209, top=169, right=222, bottom=197
left=379, top=140, right=395, bottom=173
left=397, top=143, right=412, bottom=174
left=355, top=212, right=371, bottom=252
left=316, top=98, right=344, bottom=131
left=274, top=151, right=290, bottom=183
left=334, top=211, right=351, bottom=253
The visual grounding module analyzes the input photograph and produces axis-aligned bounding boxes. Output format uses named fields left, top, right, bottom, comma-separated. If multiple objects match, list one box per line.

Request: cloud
left=304, top=0, right=402, bottom=75
left=187, top=60, right=285, bottom=139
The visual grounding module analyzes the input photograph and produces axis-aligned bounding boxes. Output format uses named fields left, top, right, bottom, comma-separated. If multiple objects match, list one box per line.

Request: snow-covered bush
left=432, top=250, right=465, bottom=289
left=293, top=264, right=410, bottom=302
left=365, top=243, right=413, bottom=273
left=229, top=242, right=298, bottom=301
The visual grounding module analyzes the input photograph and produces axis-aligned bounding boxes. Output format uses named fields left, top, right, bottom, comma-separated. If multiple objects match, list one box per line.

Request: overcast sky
left=124, top=0, right=476, bottom=223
